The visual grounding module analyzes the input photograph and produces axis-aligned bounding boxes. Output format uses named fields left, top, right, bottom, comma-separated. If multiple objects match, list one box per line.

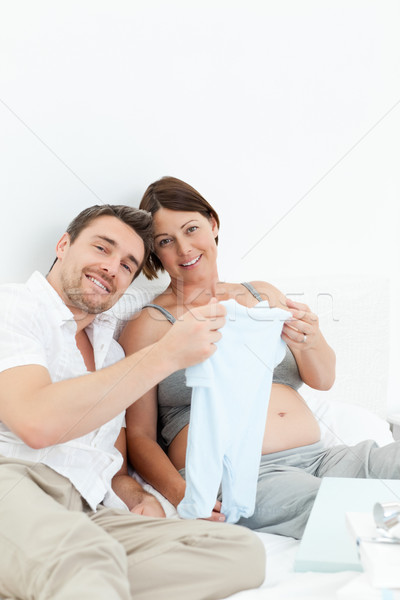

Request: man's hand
left=130, top=492, right=166, bottom=518
left=160, top=298, right=227, bottom=371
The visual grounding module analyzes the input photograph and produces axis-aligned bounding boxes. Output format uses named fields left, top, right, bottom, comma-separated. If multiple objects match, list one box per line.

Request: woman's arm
left=281, top=298, right=336, bottom=390
left=119, top=310, right=187, bottom=508
left=112, top=427, right=166, bottom=516
left=126, top=393, right=187, bottom=508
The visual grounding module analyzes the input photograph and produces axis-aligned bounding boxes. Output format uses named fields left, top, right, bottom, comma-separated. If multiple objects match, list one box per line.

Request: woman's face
left=152, top=207, right=219, bottom=281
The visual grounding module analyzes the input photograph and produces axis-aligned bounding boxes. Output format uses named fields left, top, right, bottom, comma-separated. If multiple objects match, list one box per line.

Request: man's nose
left=100, top=256, right=119, bottom=276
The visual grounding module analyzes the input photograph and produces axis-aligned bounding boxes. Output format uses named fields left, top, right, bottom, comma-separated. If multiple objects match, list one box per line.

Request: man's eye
left=95, top=245, right=105, bottom=252
left=122, top=263, right=132, bottom=273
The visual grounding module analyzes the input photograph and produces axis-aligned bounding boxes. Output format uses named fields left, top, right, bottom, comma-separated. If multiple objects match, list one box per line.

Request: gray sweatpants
left=181, top=439, right=400, bottom=540
left=0, top=457, right=265, bottom=600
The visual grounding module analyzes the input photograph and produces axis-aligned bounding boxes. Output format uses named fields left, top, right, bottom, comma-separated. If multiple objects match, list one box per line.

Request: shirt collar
left=26, top=271, right=118, bottom=337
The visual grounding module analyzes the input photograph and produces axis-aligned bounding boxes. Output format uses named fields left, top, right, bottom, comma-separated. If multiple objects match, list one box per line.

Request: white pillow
left=307, top=396, right=394, bottom=448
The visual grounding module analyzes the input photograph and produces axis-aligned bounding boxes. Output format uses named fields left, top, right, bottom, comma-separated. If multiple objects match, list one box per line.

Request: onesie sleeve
left=185, top=356, right=214, bottom=389
left=246, top=302, right=290, bottom=369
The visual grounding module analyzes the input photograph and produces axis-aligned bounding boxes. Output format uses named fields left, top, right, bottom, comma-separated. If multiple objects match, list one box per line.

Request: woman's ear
left=55, top=232, right=71, bottom=260
left=209, top=216, right=219, bottom=239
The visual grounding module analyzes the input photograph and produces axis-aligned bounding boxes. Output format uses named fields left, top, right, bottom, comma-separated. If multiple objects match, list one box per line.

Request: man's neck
left=46, top=271, right=96, bottom=334
left=66, top=304, right=96, bottom=334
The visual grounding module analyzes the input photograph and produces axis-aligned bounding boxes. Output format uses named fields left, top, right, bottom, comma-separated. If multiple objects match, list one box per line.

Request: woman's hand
left=202, top=500, right=226, bottom=522
left=281, top=298, right=319, bottom=351
left=281, top=298, right=336, bottom=390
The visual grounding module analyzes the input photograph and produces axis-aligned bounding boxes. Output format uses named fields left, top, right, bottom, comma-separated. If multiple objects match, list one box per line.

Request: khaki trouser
left=0, top=457, right=265, bottom=600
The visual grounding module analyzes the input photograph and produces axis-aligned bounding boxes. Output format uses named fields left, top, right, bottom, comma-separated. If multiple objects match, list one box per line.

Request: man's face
left=55, top=215, right=145, bottom=315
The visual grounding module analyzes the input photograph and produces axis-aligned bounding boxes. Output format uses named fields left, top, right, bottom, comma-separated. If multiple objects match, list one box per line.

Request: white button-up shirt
left=0, top=271, right=128, bottom=511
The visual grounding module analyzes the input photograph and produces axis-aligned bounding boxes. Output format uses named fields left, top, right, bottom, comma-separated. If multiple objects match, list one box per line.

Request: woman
left=120, top=176, right=398, bottom=539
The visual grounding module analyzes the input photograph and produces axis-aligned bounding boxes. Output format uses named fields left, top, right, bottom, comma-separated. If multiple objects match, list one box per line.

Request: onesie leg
left=177, top=390, right=225, bottom=520
left=93, top=507, right=266, bottom=600
left=220, top=453, right=257, bottom=523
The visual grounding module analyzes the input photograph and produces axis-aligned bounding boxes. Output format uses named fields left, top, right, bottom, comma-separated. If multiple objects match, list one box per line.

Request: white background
left=1, top=1, right=399, bottom=408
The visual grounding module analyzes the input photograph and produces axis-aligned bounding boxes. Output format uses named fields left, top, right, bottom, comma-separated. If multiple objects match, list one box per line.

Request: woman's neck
left=168, top=273, right=222, bottom=308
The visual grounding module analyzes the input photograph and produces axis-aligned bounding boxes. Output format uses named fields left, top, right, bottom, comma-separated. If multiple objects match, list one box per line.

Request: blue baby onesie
left=177, top=299, right=290, bottom=523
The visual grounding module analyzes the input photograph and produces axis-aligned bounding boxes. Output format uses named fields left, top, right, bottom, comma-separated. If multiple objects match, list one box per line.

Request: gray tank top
left=145, top=282, right=303, bottom=447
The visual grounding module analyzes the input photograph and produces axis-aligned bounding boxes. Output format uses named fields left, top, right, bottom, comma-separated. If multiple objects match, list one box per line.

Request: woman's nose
left=176, top=238, right=191, bottom=256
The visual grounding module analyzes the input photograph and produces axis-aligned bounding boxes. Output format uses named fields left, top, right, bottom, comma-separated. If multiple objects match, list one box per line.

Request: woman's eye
left=187, top=226, right=198, bottom=233
left=95, top=245, right=105, bottom=252
left=159, top=238, right=171, bottom=247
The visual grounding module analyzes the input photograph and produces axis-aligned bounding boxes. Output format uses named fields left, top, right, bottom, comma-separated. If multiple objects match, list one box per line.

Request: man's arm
left=112, top=428, right=165, bottom=517
left=0, top=300, right=226, bottom=448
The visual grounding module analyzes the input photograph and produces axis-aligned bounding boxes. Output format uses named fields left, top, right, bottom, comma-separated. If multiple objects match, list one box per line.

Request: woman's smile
left=180, top=254, right=202, bottom=268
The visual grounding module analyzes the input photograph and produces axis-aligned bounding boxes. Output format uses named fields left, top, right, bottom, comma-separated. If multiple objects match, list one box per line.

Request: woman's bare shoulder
left=119, top=304, right=172, bottom=355
left=249, top=280, right=288, bottom=309
left=146, top=287, right=178, bottom=310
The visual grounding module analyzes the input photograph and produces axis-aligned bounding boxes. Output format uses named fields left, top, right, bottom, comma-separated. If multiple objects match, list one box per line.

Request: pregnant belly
left=168, top=384, right=321, bottom=470
left=262, top=384, right=321, bottom=454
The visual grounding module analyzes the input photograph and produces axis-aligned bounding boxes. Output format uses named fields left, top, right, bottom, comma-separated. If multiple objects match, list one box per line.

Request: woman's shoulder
left=246, top=280, right=288, bottom=309
left=118, top=301, right=172, bottom=354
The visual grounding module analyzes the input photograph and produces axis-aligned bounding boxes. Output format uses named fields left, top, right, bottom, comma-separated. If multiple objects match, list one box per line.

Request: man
left=0, top=205, right=265, bottom=600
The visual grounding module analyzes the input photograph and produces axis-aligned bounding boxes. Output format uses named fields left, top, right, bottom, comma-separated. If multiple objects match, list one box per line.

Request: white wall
left=1, top=1, right=399, bottom=408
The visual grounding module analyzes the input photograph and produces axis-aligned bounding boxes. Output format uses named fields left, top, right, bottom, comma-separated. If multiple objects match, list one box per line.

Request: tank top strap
left=241, top=282, right=263, bottom=302
left=143, top=303, right=176, bottom=324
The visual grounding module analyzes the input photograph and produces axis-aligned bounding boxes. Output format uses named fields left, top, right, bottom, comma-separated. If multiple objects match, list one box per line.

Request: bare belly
left=167, top=383, right=321, bottom=471
left=261, top=384, right=321, bottom=453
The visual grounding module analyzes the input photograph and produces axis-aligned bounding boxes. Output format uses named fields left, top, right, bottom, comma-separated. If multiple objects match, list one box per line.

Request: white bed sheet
left=230, top=532, right=358, bottom=600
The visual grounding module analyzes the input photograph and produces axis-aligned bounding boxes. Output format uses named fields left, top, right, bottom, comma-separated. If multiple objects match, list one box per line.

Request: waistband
left=260, top=441, right=324, bottom=463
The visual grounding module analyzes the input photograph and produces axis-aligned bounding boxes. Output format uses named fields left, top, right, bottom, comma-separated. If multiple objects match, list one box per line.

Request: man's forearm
left=1, top=301, right=225, bottom=449
left=4, top=341, right=173, bottom=448
left=112, top=474, right=166, bottom=517
left=112, top=474, right=150, bottom=510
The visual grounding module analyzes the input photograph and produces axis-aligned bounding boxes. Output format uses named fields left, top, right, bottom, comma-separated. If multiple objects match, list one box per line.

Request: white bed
left=112, top=273, right=398, bottom=599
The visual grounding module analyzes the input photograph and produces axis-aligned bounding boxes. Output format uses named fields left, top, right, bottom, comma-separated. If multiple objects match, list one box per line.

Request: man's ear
left=55, top=233, right=71, bottom=260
